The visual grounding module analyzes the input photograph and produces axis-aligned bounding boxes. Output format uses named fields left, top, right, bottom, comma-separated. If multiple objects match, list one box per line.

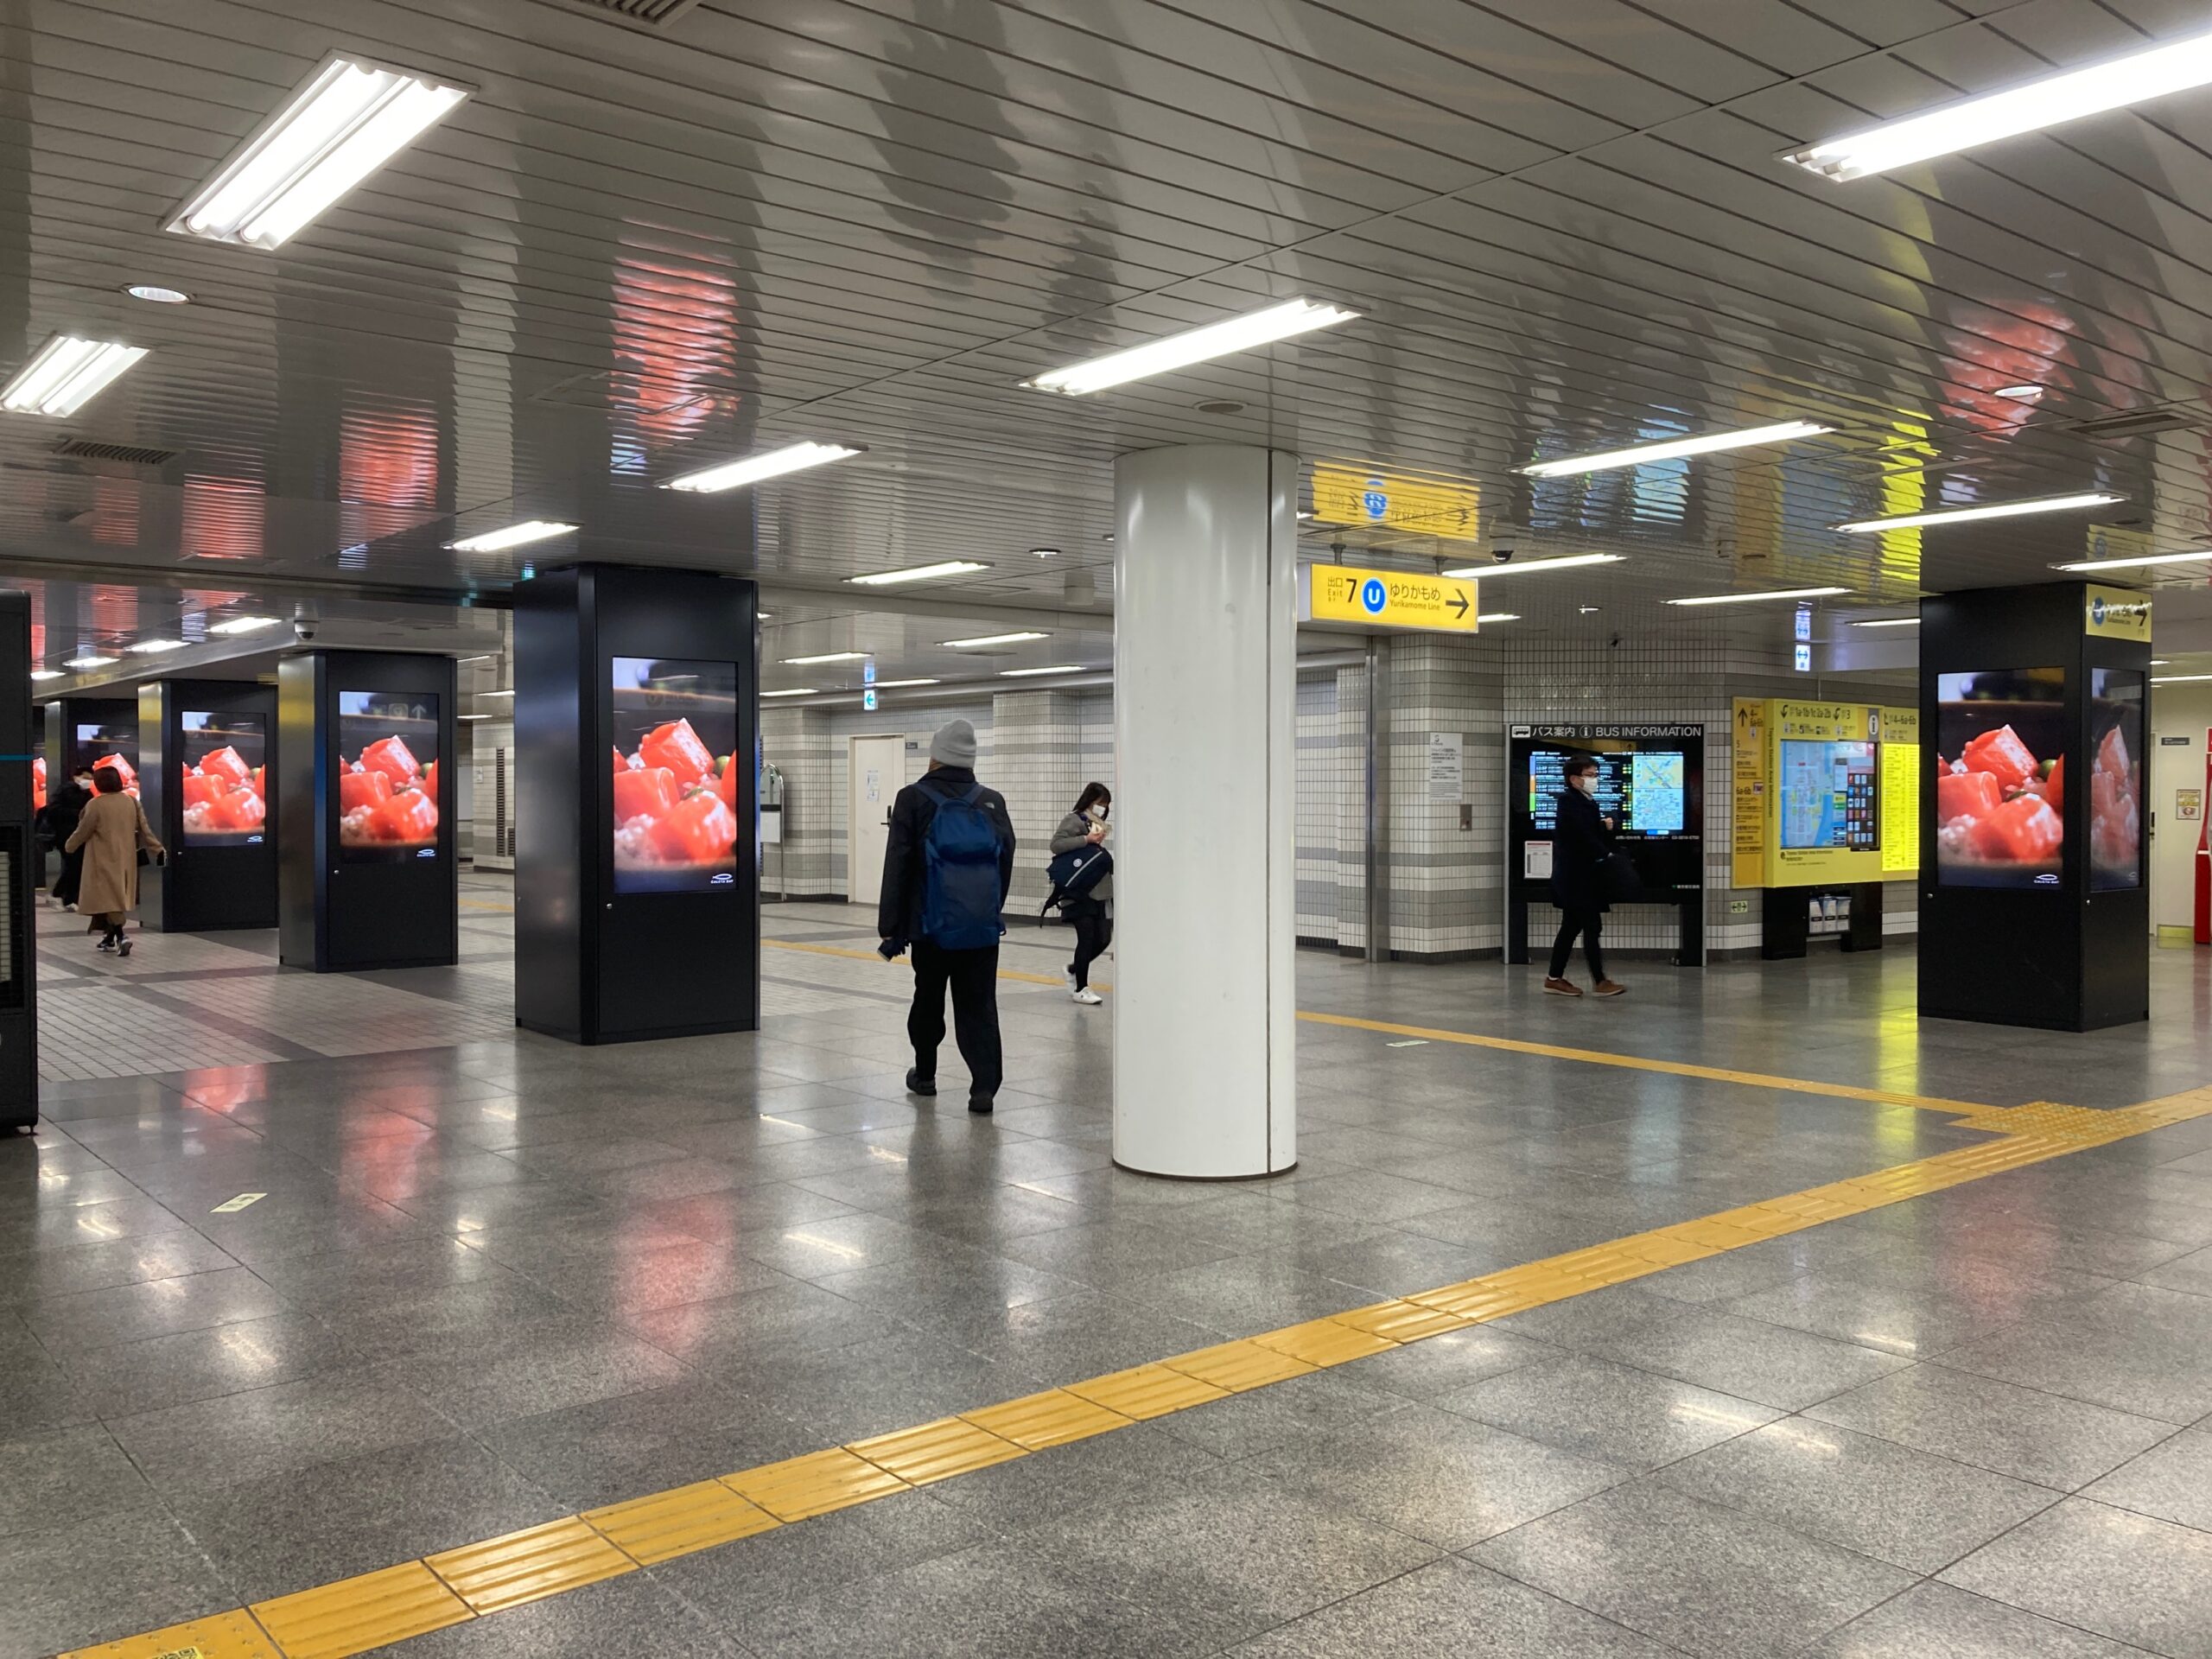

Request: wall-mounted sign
left=1309, top=465, right=1480, bottom=542
left=1732, top=697, right=1916, bottom=888
left=2179, top=788, right=2203, bottom=821
left=1427, top=732, right=1463, bottom=800
left=2084, top=583, right=2152, bottom=641
left=1793, top=643, right=1812, bottom=673
left=1299, top=563, right=1478, bottom=632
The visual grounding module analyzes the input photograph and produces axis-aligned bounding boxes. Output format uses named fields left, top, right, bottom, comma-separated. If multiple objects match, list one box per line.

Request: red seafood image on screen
left=1935, top=670, right=2064, bottom=889
left=610, top=658, right=741, bottom=894
left=179, top=713, right=268, bottom=845
left=338, top=731, right=439, bottom=851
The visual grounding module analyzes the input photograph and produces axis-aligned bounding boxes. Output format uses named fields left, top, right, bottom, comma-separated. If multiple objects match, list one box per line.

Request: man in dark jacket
left=878, top=718, right=1016, bottom=1112
left=1546, top=754, right=1626, bottom=998
left=44, top=767, right=93, bottom=909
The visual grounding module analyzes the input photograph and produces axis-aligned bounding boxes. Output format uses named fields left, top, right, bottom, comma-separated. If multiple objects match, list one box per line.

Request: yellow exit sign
left=1300, top=564, right=1479, bottom=632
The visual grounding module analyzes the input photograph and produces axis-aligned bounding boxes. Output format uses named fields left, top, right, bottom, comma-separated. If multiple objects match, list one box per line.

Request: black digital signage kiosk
left=2, top=593, right=37, bottom=1124
left=277, top=651, right=457, bottom=972
left=1921, top=582, right=2150, bottom=1030
left=1505, top=722, right=1707, bottom=968
left=514, top=564, right=760, bottom=1044
left=48, top=695, right=137, bottom=800
left=138, top=679, right=277, bottom=931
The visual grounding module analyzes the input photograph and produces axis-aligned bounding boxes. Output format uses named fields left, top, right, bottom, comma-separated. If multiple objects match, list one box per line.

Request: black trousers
left=908, top=939, right=1002, bottom=1098
left=1548, top=907, right=1606, bottom=982
left=52, top=844, right=82, bottom=906
left=1065, top=897, right=1111, bottom=990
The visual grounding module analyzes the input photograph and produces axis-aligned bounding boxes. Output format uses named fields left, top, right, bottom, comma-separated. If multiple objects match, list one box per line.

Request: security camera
left=292, top=618, right=318, bottom=643
left=1491, top=546, right=1516, bottom=564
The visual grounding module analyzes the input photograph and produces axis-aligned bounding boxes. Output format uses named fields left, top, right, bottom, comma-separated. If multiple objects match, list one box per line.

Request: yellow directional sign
left=1310, top=466, right=1481, bottom=543
left=1300, top=564, right=1478, bottom=632
left=2084, top=583, right=2152, bottom=642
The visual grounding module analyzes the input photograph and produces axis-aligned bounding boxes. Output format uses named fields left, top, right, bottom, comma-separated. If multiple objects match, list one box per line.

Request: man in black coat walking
left=1545, top=754, right=1626, bottom=998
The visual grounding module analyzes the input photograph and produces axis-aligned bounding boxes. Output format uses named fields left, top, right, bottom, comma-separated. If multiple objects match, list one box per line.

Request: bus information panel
left=1732, top=699, right=1916, bottom=889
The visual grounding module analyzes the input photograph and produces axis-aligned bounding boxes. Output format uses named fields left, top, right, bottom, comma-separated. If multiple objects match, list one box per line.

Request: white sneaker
left=1064, top=969, right=1077, bottom=990
left=1071, top=988, right=1103, bottom=1006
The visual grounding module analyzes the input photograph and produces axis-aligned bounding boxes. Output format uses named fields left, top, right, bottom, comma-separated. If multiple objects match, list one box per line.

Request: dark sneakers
left=968, top=1094, right=994, bottom=1115
left=1592, top=980, right=1627, bottom=997
left=905, top=1068, right=937, bottom=1097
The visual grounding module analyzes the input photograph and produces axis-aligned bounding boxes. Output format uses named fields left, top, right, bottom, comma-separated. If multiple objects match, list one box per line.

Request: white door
left=848, top=734, right=906, bottom=904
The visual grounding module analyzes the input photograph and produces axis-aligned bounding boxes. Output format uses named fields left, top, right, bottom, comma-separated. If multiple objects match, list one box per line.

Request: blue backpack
left=920, top=780, right=1004, bottom=950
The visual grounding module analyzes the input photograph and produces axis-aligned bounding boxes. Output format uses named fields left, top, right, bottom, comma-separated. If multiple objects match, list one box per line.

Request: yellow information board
left=1301, top=564, right=1478, bottom=632
left=2084, top=583, right=2152, bottom=641
left=1310, top=466, right=1481, bottom=543
left=1732, top=698, right=1918, bottom=888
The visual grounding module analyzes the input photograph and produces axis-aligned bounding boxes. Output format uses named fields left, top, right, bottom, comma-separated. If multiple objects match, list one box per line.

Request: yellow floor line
left=61, top=1081, right=2212, bottom=1659
left=758, top=936, right=1984, bottom=1115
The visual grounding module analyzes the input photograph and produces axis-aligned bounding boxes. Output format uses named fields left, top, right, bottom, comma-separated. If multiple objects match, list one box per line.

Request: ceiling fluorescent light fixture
left=1, top=336, right=149, bottom=416
left=847, top=561, right=988, bottom=587
left=871, top=678, right=941, bottom=689
left=209, top=614, right=282, bottom=634
left=1029, top=547, right=1060, bottom=558
left=1439, top=552, right=1624, bottom=580
left=28, top=669, right=61, bottom=681
left=169, top=55, right=469, bottom=248
left=664, top=440, right=861, bottom=494
left=1665, top=586, right=1851, bottom=607
left=65, top=655, right=116, bottom=669
left=1851, top=616, right=1922, bottom=628
left=1994, top=384, right=2043, bottom=400
left=448, top=519, right=575, bottom=553
left=2053, top=547, right=2212, bottom=572
left=1520, top=421, right=1829, bottom=479
left=2153, top=673, right=2212, bottom=683
left=128, top=639, right=186, bottom=654
left=1836, top=491, right=2122, bottom=533
left=784, top=651, right=868, bottom=665
left=761, top=688, right=819, bottom=698
left=1783, top=28, right=2212, bottom=181
left=1000, top=664, right=1087, bottom=677
left=1476, top=613, right=1519, bottom=623
left=1024, top=296, right=1359, bottom=396
left=124, top=284, right=189, bottom=304
left=944, top=631, right=1047, bottom=648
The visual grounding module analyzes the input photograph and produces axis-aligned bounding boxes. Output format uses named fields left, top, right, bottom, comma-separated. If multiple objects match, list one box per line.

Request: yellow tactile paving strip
left=758, top=935, right=1993, bottom=1112
left=60, top=1078, right=2212, bottom=1659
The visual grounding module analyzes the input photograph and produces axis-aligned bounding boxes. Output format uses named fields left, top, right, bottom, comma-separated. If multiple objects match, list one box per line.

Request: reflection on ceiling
left=1, top=0, right=2211, bottom=681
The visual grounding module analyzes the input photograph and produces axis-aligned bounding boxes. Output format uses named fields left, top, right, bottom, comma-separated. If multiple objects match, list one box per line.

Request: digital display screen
left=1779, top=740, right=1878, bottom=851
left=1528, top=748, right=1685, bottom=836
left=179, top=712, right=267, bottom=845
left=1936, top=670, right=2064, bottom=888
left=337, top=692, right=440, bottom=860
left=2090, top=668, right=2143, bottom=892
left=612, top=657, right=740, bottom=893
left=73, top=721, right=138, bottom=798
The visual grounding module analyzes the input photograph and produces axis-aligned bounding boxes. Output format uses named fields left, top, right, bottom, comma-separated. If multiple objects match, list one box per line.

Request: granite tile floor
left=5, top=885, right=2212, bottom=1655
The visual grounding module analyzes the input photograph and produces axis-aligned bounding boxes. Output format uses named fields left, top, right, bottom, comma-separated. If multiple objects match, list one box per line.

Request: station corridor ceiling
left=8, top=0, right=2212, bottom=682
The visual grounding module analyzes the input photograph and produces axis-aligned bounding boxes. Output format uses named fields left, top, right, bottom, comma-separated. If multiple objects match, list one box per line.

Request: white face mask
left=1088, top=802, right=1108, bottom=820
left=1573, top=773, right=1596, bottom=794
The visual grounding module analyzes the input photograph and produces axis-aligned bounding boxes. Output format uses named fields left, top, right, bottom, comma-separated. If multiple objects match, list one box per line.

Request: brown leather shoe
left=1592, top=979, right=1627, bottom=997
left=1542, top=976, right=1582, bottom=996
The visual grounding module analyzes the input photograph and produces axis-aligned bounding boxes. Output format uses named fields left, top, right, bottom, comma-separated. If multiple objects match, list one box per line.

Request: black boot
left=905, top=1067, right=936, bottom=1097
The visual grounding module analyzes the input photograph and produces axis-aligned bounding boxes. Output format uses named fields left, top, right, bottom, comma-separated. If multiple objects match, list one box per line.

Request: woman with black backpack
left=1052, top=782, right=1113, bottom=1006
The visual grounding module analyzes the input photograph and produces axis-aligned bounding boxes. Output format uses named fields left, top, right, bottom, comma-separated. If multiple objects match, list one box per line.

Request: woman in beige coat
left=64, top=766, right=164, bottom=957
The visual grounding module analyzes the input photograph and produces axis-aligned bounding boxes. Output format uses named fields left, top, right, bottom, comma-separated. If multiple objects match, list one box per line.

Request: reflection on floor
left=7, top=880, right=2212, bottom=1657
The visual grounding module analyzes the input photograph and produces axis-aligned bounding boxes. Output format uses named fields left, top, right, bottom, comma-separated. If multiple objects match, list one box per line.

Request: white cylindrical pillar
left=1111, top=444, right=1297, bottom=1178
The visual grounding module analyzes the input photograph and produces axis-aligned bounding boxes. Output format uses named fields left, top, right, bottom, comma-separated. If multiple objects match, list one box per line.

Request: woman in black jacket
left=1547, top=755, right=1626, bottom=998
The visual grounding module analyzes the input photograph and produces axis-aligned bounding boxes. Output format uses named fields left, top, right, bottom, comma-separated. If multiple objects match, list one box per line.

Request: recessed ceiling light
left=65, top=655, right=116, bottom=669
left=169, top=55, right=469, bottom=248
left=1994, top=385, right=2044, bottom=400
left=999, top=664, right=1088, bottom=677
left=2053, top=547, right=2212, bottom=572
left=1783, top=28, right=2212, bottom=181
left=1520, top=421, right=1829, bottom=479
left=29, top=669, right=62, bottom=681
left=128, top=639, right=186, bottom=653
left=1838, top=491, right=2123, bottom=533
left=2149, top=658, right=2171, bottom=665
left=944, top=632, right=1048, bottom=648
left=1665, top=587, right=1853, bottom=607
left=1578, top=605, right=1601, bottom=614
left=1024, top=296, right=1360, bottom=397
left=1029, top=547, right=1061, bottom=558
left=1476, top=613, right=1520, bottom=623
left=784, top=651, right=868, bottom=665
left=663, top=440, right=862, bottom=493
left=871, top=678, right=941, bottom=689
left=124, top=284, right=190, bottom=305
left=761, top=688, right=819, bottom=697
left=209, top=614, right=283, bottom=634
left=1, top=336, right=149, bottom=416
left=847, top=561, right=988, bottom=587
left=1850, top=616, right=1922, bottom=628
left=1439, top=552, right=1624, bottom=579
left=448, top=520, right=576, bottom=553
